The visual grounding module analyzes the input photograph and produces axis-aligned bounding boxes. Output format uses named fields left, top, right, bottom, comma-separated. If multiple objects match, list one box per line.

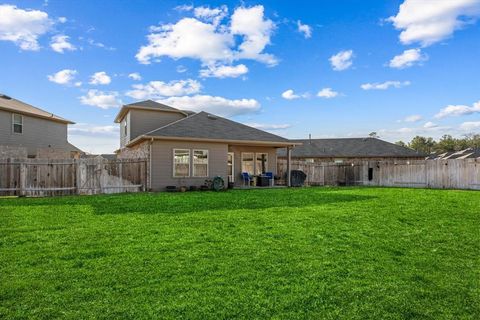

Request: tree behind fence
left=0, top=158, right=147, bottom=197
left=277, top=159, right=480, bottom=190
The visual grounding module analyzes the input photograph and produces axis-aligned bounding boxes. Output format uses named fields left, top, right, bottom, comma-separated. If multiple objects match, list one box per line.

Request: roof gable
left=114, top=100, right=190, bottom=123
left=278, top=138, right=425, bottom=158
left=142, top=112, right=290, bottom=144
left=0, top=94, right=74, bottom=124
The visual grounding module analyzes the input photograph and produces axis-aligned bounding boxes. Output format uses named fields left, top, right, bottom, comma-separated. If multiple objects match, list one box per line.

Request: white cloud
left=361, top=80, right=411, bottom=90
left=128, top=72, right=142, bottom=81
left=157, top=95, right=260, bottom=117
left=388, top=0, right=480, bottom=47
left=50, top=34, right=76, bottom=53
left=79, top=90, right=121, bottom=109
left=317, top=88, right=339, bottom=99
left=230, top=5, right=277, bottom=65
left=47, top=69, right=77, bottom=85
left=199, top=64, right=248, bottom=78
left=389, top=48, right=428, bottom=69
left=329, top=50, right=354, bottom=71
left=297, top=20, right=312, bottom=38
left=69, top=123, right=118, bottom=135
left=89, top=71, right=112, bottom=85
left=58, top=17, right=67, bottom=23
left=136, top=5, right=276, bottom=67
left=174, top=4, right=194, bottom=12
left=460, top=121, right=480, bottom=131
left=281, top=89, right=300, bottom=100
left=245, top=123, right=291, bottom=130
left=404, top=114, right=423, bottom=122
left=176, top=65, right=188, bottom=73
left=126, top=79, right=201, bottom=99
left=435, top=101, right=480, bottom=118
left=194, top=5, right=228, bottom=26
left=0, top=4, right=53, bottom=50
left=68, top=124, right=119, bottom=154
left=423, top=121, right=438, bottom=128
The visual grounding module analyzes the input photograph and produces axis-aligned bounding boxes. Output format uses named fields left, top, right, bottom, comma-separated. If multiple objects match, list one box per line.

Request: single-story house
left=0, top=93, right=81, bottom=158
left=277, top=137, right=425, bottom=163
left=115, top=100, right=298, bottom=190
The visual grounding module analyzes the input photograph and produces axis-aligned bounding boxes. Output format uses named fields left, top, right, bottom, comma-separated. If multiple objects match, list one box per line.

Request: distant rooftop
left=277, top=137, right=425, bottom=158
left=114, top=100, right=195, bottom=123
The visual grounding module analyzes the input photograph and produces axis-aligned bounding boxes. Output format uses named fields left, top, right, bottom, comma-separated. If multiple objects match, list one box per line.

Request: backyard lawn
left=0, top=187, right=479, bottom=319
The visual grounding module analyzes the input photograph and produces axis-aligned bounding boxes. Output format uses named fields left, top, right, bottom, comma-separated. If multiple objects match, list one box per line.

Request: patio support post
left=287, top=146, right=292, bottom=187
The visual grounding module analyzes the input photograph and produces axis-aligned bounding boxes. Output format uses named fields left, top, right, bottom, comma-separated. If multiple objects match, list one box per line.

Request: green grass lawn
left=1, top=187, right=479, bottom=319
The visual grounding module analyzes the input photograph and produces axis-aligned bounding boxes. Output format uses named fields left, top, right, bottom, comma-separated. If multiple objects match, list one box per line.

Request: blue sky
left=1, top=0, right=480, bottom=153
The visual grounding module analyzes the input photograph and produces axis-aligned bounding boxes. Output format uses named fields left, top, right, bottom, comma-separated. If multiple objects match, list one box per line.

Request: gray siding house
left=115, top=100, right=297, bottom=190
left=0, top=94, right=81, bottom=158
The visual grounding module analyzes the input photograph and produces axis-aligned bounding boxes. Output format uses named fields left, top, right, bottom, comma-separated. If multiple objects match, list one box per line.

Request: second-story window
left=124, top=121, right=127, bottom=136
left=13, top=114, right=23, bottom=134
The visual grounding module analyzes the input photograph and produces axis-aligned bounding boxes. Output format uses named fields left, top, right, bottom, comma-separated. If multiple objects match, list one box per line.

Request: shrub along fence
left=277, top=159, right=480, bottom=190
left=0, top=158, right=147, bottom=197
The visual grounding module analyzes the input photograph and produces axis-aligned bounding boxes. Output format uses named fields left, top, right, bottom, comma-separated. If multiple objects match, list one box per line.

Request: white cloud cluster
left=0, top=4, right=53, bottom=50
left=50, top=34, right=76, bottom=53
left=136, top=5, right=276, bottom=77
left=297, top=20, right=312, bottom=38
left=79, top=90, right=121, bottom=109
left=281, top=89, right=302, bottom=100
left=361, top=80, right=411, bottom=90
left=435, top=100, right=480, bottom=118
left=157, top=95, right=260, bottom=117
left=389, top=48, right=428, bottom=69
left=460, top=121, right=480, bottom=131
left=89, top=71, right=112, bottom=85
left=317, top=88, right=339, bottom=99
left=388, top=0, right=480, bottom=47
left=329, top=50, right=354, bottom=71
left=128, top=72, right=142, bottom=81
left=126, top=79, right=201, bottom=99
left=199, top=64, right=248, bottom=78
left=47, top=69, right=79, bottom=85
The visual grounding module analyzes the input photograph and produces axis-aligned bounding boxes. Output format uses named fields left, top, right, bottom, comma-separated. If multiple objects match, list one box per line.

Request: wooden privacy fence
left=0, top=158, right=147, bottom=197
left=277, top=159, right=480, bottom=190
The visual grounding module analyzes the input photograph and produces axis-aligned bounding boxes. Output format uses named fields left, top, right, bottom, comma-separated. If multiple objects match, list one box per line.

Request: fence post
left=19, top=162, right=27, bottom=197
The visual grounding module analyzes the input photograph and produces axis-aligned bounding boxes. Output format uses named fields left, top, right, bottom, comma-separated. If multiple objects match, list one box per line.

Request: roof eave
left=0, top=106, right=75, bottom=124
left=126, top=135, right=301, bottom=148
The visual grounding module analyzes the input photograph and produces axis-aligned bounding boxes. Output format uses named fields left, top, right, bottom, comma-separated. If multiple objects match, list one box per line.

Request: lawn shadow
left=0, top=188, right=376, bottom=216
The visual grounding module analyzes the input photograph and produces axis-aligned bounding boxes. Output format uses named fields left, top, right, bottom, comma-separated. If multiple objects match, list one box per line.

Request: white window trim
left=173, top=148, right=190, bottom=178
left=255, top=152, right=269, bottom=175
left=12, top=113, right=23, bottom=135
left=228, top=152, right=234, bottom=182
left=192, top=149, right=209, bottom=178
left=241, top=152, right=255, bottom=175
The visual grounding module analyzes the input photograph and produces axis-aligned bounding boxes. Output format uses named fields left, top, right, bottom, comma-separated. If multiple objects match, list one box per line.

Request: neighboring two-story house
left=0, top=94, right=81, bottom=158
left=115, top=100, right=297, bottom=191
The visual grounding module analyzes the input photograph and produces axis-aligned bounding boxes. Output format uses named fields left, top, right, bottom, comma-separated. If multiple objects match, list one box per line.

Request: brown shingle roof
left=0, top=94, right=74, bottom=124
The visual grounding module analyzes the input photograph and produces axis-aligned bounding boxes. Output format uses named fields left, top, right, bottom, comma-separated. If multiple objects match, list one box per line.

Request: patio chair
left=265, top=172, right=274, bottom=186
left=241, top=172, right=251, bottom=187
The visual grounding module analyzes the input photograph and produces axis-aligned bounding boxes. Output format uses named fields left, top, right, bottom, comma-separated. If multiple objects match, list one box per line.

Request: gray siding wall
left=150, top=140, right=228, bottom=191
left=120, top=112, right=130, bottom=148
left=0, top=109, right=69, bottom=156
left=129, top=110, right=185, bottom=142
left=228, top=145, right=278, bottom=185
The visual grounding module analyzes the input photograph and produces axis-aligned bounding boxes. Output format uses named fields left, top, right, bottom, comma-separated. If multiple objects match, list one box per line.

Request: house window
left=241, top=152, right=254, bottom=175
left=173, top=149, right=190, bottom=177
left=123, top=121, right=127, bottom=136
left=12, top=114, right=23, bottom=134
left=255, top=153, right=268, bottom=175
left=193, top=149, right=208, bottom=177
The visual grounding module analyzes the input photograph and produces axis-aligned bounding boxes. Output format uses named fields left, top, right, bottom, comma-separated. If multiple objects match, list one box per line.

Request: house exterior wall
left=150, top=140, right=228, bottom=191
left=124, top=109, right=185, bottom=146
left=228, top=145, right=278, bottom=185
left=0, top=109, right=70, bottom=156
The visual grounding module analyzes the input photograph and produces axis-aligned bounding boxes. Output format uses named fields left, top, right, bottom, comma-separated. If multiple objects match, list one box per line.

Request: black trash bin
left=290, top=170, right=307, bottom=187
left=256, top=176, right=270, bottom=187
